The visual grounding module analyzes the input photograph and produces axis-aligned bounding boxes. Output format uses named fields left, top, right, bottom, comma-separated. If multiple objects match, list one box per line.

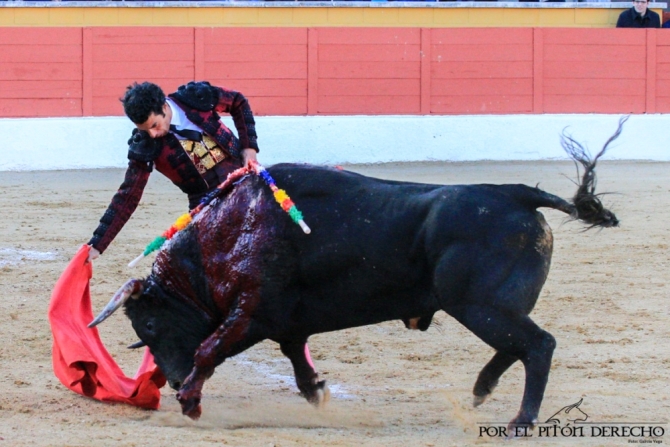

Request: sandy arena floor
left=0, top=161, right=668, bottom=446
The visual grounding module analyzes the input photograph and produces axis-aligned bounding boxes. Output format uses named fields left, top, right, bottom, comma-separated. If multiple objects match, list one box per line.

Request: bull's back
left=270, top=164, right=552, bottom=262
left=265, top=165, right=553, bottom=334
left=268, top=164, right=441, bottom=279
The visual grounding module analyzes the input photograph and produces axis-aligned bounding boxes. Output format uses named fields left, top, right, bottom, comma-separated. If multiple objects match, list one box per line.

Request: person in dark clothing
left=616, top=0, right=661, bottom=28
left=87, top=81, right=260, bottom=262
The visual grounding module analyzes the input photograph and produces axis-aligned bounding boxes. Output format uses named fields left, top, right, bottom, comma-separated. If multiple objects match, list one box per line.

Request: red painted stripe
left=205, top=44, right=307, bottom=62
left=647, top=29, right=657, bottom=113
left=544, top=78, right=639, bottom=96
left=654, top=96, right=670, bottom=111
left=432, top=44, right=533, bottom=62
left=319, top=44, right=421, bottom=62
left=431, top=28, right=532, bottom=45
left=0, top=98, right=81, bottom=117
left=431, top=95, right=533, bottom=114
left=544, top=44, right=645, bottom=62
left=249, top=96, right=307, bottom=115
left=0, top=80, right=82, bottom=99
left=544, top=61, right=645, bottom=79
left=318, top=95, right=420, bottom=114
left=212, top=79, right=307, bottom=97
left=433, top=79, right=532, bottom=96
left=542, top=28, right=644, bottom=45
left=0, top=28, right=81, bottom=45
left=93, top=62, right=194, bottom=79
left=205, top=62, right=306, bottom=80
left=194, top=28, right=205, bottom=80
left=318, top=27, right=420, bottom=45
left=0, top=63, right=82, bottom=81
left=83, top=28, right=93, bottom=116
left=308, top=27, right=318, bottom=115
left=544, top=95, right=645, bottom=113
left=205, top=28, right=307, bottom=45
left=421, top=28, right=431, bottom=115
left=93, top=78, right=187, bottom=93
left=91, top=98, right=124, bottom=116
left=320, top=61, right=419, bottom=79
left=93, top=44, right=194, bottom=62
left=0, top=45, right=81, bottom=63
left=654, top=46, right=670, bottom=62
left=92, top=27, right=193, bottom=43
left=656, top=62, right=670, bottom=79
left=320, top=78, right=420, bottom=96
left=433, top=61, right=532, bottom=79
left=533, top=27, right=543, bottom=113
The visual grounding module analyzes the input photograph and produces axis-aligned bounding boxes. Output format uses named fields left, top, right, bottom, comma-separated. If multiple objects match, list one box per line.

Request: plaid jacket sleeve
left=88, top=160, right=152, bottom=254
left=212, top=86, right=259, bottom=152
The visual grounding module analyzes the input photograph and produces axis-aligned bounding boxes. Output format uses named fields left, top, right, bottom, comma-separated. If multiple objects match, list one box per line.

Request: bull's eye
left=146, top=321, right=155, bottom=332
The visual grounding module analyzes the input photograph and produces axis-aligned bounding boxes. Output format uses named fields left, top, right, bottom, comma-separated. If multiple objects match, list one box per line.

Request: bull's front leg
left=280, top=339, right=330, bottom=408
left=176, top=298, right=266, bottom=419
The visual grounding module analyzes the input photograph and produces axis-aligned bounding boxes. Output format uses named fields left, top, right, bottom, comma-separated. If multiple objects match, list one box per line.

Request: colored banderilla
left=128, top=161, right=310, bottom=268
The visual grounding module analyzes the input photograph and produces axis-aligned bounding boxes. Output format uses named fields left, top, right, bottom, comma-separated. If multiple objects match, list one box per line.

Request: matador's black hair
left=121, top=82, right=166, bottom=124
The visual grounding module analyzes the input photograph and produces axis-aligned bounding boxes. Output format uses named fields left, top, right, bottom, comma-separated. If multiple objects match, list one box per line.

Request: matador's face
left=136, top=102, right=172, bottom=139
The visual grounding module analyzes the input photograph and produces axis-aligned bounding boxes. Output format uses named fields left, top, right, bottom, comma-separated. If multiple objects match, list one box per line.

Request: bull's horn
left=88, top=279, right=144, bottom=328
left=127, top=340, right=146, bottom=349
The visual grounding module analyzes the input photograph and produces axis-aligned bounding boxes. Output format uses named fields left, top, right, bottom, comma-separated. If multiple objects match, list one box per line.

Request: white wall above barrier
left=0, top=114, right=665, bottom=172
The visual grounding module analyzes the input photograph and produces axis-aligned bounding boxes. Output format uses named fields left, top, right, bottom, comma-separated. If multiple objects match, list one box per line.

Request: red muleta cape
left=48, top=245, right=165, bottom=409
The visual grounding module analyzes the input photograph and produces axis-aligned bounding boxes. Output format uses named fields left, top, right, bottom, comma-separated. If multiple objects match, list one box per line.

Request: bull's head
left=89, top=277, right=218, bottom=391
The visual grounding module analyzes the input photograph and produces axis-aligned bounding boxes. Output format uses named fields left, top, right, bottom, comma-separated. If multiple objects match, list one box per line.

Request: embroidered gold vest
left=179, top=135, right=227, bottom=175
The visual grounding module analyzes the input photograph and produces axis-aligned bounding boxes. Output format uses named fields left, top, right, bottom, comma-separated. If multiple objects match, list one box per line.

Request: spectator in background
left=616, top=0, right=660, bottom=28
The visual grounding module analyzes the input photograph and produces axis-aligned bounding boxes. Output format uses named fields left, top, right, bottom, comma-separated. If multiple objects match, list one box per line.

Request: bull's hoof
left=305, top=380, right=330, bottom=409
left=184, top=403, right=202, bottom=420
left=315, top=383, right=330, bottom=409
left=472, top=379, right=498, bottom=407
left=506, top=415, right=537, bottom=439
left=177, top=391, right=202, bottom=420
left=473, top=395, right=487, bottom=408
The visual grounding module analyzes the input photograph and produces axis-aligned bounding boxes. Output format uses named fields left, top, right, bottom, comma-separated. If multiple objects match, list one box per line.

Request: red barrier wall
left=0, top=28, right=82, bottom=117
left=0, top=27, right=666, bottom=118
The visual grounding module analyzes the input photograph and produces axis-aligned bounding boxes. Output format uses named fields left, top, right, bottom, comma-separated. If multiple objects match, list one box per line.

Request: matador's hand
left=241, top=148, right=258, bottom=169
left=87, top=246, right=100, bottom=264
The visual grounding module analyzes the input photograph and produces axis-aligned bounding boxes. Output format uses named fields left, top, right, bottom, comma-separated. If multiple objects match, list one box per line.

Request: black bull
left=90, top=127, right=621, bottom=432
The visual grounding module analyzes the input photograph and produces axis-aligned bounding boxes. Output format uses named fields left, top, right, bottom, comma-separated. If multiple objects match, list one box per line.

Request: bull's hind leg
left=280, top=339, right=330, bottom=408
left=473, top=351, right=518, bottom=407
left=447, top=305, right=555, bottom=435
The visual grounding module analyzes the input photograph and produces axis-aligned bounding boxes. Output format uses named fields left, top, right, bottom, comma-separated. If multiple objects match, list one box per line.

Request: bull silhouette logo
left=545, top=398, right=588, bottom=425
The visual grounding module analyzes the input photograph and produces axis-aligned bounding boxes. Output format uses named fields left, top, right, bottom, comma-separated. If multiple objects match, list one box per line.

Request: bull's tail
left=529, top=116, right=627, bottom=229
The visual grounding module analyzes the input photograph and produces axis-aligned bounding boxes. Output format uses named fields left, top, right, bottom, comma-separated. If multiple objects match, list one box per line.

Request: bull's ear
left=88, top=279, right=144, bottom=328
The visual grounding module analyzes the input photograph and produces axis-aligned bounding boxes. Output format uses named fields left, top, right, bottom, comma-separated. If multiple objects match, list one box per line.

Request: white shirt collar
left=166, top=98, right=202, bottom=137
